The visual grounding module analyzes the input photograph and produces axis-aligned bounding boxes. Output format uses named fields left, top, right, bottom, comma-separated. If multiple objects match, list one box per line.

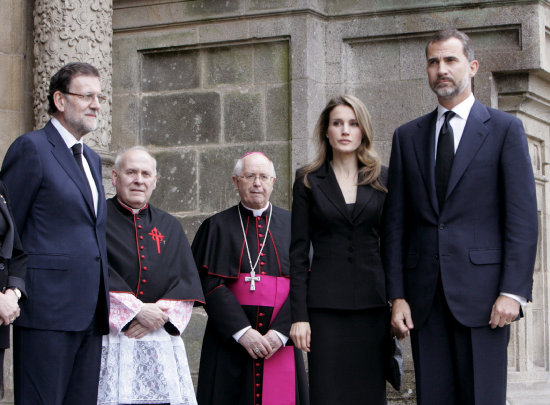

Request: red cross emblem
left=149, top=227, right=165, bottom=254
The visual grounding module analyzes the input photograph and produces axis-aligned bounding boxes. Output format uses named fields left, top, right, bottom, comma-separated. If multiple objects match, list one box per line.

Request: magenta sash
left=228, top=274, right=296, bottom=405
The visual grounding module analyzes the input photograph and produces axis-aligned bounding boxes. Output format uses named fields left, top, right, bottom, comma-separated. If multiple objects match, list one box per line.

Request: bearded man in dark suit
left=384, top=29, right=538, bottom=405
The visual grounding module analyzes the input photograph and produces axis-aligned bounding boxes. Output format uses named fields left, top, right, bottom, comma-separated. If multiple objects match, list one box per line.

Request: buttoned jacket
left=0, top=121, right=109, bottom=332
left=384, top=100, right=538, bottom=328
left=290, top=161, right=388, bottom=322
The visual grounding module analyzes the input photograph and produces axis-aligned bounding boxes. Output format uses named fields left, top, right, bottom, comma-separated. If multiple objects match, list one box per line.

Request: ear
left=469, top=59, right=479, bottom=78
left=232, top=175, right=239, bottom=190
left=111, top=170, right=117, bottom=188
left=152, top=175, right=158, bottom=191
left=53, top=91, right=66, bottom=112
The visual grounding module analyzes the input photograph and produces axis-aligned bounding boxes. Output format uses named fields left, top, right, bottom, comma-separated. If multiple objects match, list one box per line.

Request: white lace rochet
left=97, top=292, right=197, bottom=405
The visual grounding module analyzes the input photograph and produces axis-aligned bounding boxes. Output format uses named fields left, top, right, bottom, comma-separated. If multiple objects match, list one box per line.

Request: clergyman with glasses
left=0, top=62, right=110, bottom=404
left=192, top=152, right=309, bottom=405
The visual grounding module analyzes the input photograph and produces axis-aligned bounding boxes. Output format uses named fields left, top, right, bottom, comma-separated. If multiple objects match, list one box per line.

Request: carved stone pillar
left=495, top=71, right=550, bottom=404
left=33, top=0, right=113, bottom=152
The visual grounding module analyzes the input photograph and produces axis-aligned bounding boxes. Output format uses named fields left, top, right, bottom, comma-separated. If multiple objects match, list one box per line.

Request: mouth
left=436, top=77, right=454, bottom=86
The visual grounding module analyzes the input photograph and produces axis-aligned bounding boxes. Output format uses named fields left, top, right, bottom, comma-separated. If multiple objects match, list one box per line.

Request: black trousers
left=410, top=281, right=510, bottom=405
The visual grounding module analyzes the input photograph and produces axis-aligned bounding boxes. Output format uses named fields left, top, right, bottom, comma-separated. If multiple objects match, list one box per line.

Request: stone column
left=494, top=72, right=550, bottom=405
left=33, top=0, right=113, bottom=153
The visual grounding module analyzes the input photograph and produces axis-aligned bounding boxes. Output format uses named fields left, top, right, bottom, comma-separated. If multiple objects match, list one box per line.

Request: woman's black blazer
left=290, top=162, right=387, bottom=322
left=0, top=181, right=26, bottom=348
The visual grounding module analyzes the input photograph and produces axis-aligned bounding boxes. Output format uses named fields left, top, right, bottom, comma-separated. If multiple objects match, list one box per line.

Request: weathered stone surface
left=224, top=91, right=264, bottom=143
left=142, top=92, right=221, bottom=146
left=254, top=41, right=289, bottom=84
left=142, top=50, right=200, bottom=92
left=175, top=214, right=211, bottom=243
left=266, top=84, right=290, bottom=141
left=111, top=94, right=139, bottom=152
left=205, top=45, right=253, bottom=87
left=149, top=150, right=198, bottom=213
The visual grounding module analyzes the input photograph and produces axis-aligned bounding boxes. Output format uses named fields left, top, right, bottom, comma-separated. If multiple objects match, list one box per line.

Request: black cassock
left=192, top=203, right=308, bottom=405
left=106, top=197, right=204, bottom=309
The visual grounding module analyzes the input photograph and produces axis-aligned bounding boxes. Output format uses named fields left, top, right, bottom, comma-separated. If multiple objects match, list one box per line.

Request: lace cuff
left=109, top=292, right=143, bottom=333
left=156, top=300, right=194, bottom=335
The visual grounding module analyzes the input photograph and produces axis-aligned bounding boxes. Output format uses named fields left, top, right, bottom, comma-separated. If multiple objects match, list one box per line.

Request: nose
left=89, top=96, right=101, bottom=109
left=134, top=173, right=144, bottom=183
left=342, top=123, right=350, bottom=135
left=252, top=176, right=262, bottom=186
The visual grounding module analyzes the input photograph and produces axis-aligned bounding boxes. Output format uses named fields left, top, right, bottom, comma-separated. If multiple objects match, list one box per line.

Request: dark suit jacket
left=384, top=100, right=538, bottom=329
left=290, top=161, right=388, bottom=322
left=0, top=181, right=26, bottom=348
left=0, top=120, right=109, bottom=332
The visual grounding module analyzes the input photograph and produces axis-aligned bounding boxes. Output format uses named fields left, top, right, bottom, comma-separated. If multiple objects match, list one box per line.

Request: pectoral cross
left=245, top=270, right=261, bottom=291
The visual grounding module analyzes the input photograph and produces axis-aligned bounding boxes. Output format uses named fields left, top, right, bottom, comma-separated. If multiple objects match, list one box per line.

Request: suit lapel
left=45, top=122, right=95, bottom=216
left=412, top=110, right=439, bottom=214
left=351, top=183, right=376, bottom=222
left=445, top=101, right=490, bottom=201
left=315, top=163, right=352, bottom=222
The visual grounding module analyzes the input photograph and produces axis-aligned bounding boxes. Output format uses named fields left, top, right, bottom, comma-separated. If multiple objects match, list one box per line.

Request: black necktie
left=71, top=144, right=93, bottom=198
left=71, top=143, right=86, bottom=177
left=435, top=111, right=456, bottom=209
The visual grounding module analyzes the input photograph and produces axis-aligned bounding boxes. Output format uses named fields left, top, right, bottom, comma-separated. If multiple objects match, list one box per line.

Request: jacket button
left=143, top=266, right=148, bottom=270
left=141, top=255, right=146, bottom=259
left=139, top=291, right=144, bottom=295
left=142, top=279, right=147, bottom=283
left=0, top=264, right=5, bottom=270
left=435, top=255, right=439, bottom=260
left=139, top=236, right=144, bottom=240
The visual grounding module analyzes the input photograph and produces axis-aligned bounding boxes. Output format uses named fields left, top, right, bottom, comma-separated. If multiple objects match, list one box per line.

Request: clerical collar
left=116, top=197, right=148, bottom=215
left=240, top=202, right=270, bottom=217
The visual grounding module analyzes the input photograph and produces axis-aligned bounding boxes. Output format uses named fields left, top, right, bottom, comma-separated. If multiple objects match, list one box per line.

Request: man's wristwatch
left=9, top=287, right=21, bottom=300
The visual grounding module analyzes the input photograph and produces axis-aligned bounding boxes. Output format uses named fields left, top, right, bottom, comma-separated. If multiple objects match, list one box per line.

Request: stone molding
left=33, top=0, right=113, bottom=152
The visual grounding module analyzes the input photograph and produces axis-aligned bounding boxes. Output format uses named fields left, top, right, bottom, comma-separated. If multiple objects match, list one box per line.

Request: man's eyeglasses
left=63, top=92, right=107, bottom=104
left=237, top=174, right=274, bottom=184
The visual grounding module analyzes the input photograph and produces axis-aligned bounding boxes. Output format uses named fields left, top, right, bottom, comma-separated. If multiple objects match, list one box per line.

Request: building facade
left=1, top=0, right=549, bottom=403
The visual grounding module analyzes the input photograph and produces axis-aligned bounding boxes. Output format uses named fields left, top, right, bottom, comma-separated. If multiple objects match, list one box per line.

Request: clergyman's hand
left=238, top=328, right=273, bottom=359
left=124, top=319, right=153, bottom=339
left=264, top=329, right=283, bottom=359
left=135, top=303, right=168, bottom=331
left=391, top=298, right=414, bottom=340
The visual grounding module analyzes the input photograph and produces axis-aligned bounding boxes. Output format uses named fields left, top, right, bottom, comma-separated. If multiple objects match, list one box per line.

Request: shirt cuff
left=233, top=326, right=251, bottom=342
left=273, top=330, right=289, bottom=346
left=500, top=292, right=527, bottom=307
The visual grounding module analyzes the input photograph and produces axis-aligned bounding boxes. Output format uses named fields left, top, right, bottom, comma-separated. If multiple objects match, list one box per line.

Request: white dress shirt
left=51, top=117, right=98, bottom=215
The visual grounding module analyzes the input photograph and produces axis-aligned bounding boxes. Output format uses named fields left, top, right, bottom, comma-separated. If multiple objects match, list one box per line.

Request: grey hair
left=232, top=152, right=276, bottom=177
left=425, top=28, right=475, bottom=62
left=114, top=146, right=157, bottom=175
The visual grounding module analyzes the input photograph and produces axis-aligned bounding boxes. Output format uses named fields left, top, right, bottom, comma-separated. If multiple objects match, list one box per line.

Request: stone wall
left=0, top=0, right=33, bottom=161
left=0, top=0, right=549, bottom=403
left=112, top=1, right=550, bottom=403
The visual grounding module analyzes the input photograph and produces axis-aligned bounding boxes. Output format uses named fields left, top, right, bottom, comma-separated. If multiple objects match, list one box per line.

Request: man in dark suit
left=0, top=62, right=109, bottom=405
left=385, top=29, right=538, bottom=404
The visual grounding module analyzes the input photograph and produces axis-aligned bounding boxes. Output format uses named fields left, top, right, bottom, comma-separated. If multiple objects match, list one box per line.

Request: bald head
left=112, top=147, right=158, bottom=209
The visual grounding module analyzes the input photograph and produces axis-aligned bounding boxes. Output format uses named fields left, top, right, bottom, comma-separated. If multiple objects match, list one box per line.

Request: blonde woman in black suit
left=0, top=181, right=26, bottom=398
left=290, top=95, right=388, bottom=404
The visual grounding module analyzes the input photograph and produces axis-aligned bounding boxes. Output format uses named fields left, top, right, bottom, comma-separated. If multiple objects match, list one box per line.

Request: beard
left=430, top=73, right=470, bottom=99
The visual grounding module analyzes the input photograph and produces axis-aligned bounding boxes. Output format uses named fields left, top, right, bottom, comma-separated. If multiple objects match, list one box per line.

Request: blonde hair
left=299, top=95, right=386, bottom=192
